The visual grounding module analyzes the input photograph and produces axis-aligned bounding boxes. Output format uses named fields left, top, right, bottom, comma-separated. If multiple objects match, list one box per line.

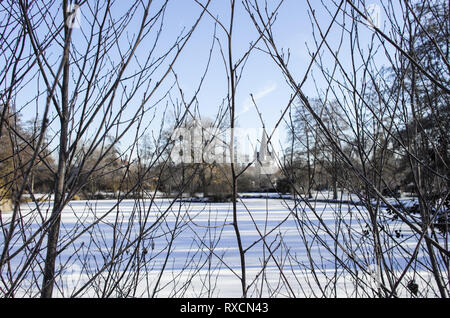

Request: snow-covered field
left=0, top=195, right=443, bottom=298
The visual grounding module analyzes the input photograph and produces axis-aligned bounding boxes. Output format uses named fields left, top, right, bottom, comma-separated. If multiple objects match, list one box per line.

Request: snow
left=0, top=194, right=443, bottom=298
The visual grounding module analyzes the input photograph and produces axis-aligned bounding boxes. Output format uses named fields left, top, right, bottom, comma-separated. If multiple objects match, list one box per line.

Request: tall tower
left=254, top=130, right=276, bottom=176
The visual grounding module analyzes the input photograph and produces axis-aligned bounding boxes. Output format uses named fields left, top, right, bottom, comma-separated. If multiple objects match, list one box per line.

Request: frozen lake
left=0, top=195, right=443, bottom=298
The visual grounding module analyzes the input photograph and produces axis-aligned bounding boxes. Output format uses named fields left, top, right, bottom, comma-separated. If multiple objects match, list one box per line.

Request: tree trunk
left=41, top=1, right=71, bottom=297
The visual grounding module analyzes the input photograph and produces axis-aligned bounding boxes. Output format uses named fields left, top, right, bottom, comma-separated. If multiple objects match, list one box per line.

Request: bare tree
left=0, top=0, right=211, bottom=298
left=243, top=0, right=448, bottom=297
left=0, top=0, right=448, bottom=299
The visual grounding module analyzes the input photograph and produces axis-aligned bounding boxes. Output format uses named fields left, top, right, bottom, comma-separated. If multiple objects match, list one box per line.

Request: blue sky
left=12, top=0, right=389, bottom=158
left=151, top=0, right=327, bottom=148
left=151, top=0, right=387, bottom=151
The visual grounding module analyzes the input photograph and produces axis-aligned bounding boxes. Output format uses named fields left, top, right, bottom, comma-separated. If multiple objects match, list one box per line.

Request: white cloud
left=239, top=82, right=277, bottom=116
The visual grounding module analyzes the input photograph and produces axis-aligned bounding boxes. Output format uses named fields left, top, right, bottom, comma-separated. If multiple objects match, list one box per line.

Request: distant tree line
left=283, top=1, right=449, bottom=204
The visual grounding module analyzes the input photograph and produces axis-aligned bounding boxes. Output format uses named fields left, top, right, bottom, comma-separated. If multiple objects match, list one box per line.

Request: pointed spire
left=259, top=130, right=269, bottom=159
